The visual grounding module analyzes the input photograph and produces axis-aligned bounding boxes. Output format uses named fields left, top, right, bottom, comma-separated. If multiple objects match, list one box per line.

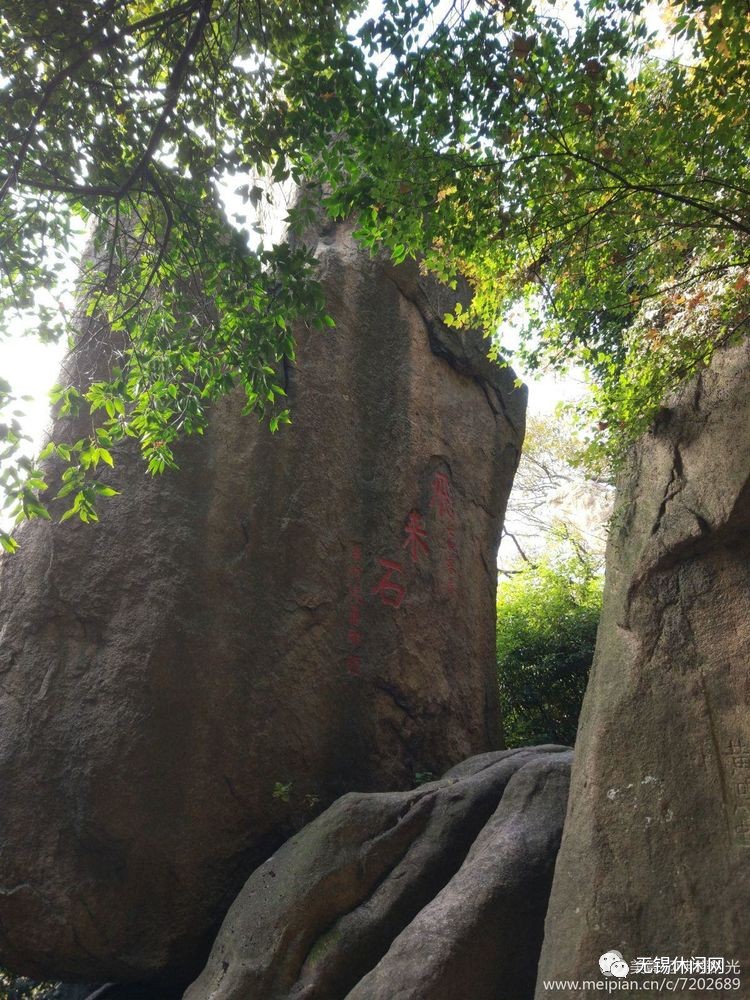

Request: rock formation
left=185, top=745, right=572, bottom=1000
left=536, top=339, right=750, bottom=995
left=0, top=219, right=525, bottom=985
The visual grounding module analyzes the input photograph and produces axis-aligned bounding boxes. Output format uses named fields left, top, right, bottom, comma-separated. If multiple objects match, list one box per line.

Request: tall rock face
left=0, top=220, right=525, bottom=986
left=536, top=340, right=750, bottom=996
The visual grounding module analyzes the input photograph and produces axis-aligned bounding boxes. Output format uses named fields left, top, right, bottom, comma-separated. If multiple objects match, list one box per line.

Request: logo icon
left=600, top=950, right=630, bottom=978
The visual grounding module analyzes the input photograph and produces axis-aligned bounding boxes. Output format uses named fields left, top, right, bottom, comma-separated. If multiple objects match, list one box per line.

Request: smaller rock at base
left=185, top=746, right=572, bottom=1000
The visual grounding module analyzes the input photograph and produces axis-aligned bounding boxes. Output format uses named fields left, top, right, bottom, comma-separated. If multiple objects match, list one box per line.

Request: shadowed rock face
left=184, top=746, right=572, bottom=1000
left=536, top=340, right=750, bottom=997
left=0, top=220, right=525, bottom=985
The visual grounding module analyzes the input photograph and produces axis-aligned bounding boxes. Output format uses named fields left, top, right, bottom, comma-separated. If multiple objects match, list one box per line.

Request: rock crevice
left=185, top=746, right=572, bottom=1000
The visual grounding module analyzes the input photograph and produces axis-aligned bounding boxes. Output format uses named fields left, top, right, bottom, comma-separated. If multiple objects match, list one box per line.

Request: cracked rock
left=0, top=219, right=525, bottom=985
left=536, top=339, right=750, bottom=997
left=185, top=746, right=572, bottom=1000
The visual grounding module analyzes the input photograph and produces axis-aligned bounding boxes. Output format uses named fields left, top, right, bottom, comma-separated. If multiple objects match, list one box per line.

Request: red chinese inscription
left=430, top=472, right=456, bottom=522
left=403, top=510, right=429, bottom=564
left=372, top=557, right=406, bottom=608
left=342, top=471, right=462, bottom=668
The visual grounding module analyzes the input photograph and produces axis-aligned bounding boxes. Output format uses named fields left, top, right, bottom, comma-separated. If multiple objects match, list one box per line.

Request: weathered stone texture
left=536, top=340, right=750, bottom=996
left=185, top=746, right=572, bottom=1000
left=0, top=219, right=525, bottom=984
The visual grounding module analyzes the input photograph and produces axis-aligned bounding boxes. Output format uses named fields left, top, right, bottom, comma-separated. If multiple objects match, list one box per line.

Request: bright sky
left=0, top=336, right=63, bottom=449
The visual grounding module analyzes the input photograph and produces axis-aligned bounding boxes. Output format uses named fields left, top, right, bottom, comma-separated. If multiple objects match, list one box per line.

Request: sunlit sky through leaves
left=0, top=0, right=678, bottom=463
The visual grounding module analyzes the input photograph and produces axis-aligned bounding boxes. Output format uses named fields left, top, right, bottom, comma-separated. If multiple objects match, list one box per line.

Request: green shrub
left=0, top=967, right=57, bottom=998
left=497, top=552, right=602, bottom=748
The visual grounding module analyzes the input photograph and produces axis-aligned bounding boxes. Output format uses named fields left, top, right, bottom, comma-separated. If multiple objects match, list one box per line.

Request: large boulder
left=185, top=746, right=572, bottom=1000
left=536, top=339, right=750, bottom=995
left=0, top=219, right=525, bottom=985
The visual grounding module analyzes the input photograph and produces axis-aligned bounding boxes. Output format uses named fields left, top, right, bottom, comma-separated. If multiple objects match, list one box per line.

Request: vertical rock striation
left=536, top=339, right=750, bottom=995
left=0, top=219, right=525, bottom=984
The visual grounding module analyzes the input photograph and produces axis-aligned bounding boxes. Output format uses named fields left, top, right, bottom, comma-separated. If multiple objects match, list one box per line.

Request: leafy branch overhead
left=1, top=0, right=749, bottom=546
left=0, top=0, right=346, bottom=546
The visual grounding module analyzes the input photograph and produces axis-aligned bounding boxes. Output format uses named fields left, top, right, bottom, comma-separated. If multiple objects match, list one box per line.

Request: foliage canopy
left=1, top=0, right=749, bottom=545
left=497, top=546, right=602, bottom=747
